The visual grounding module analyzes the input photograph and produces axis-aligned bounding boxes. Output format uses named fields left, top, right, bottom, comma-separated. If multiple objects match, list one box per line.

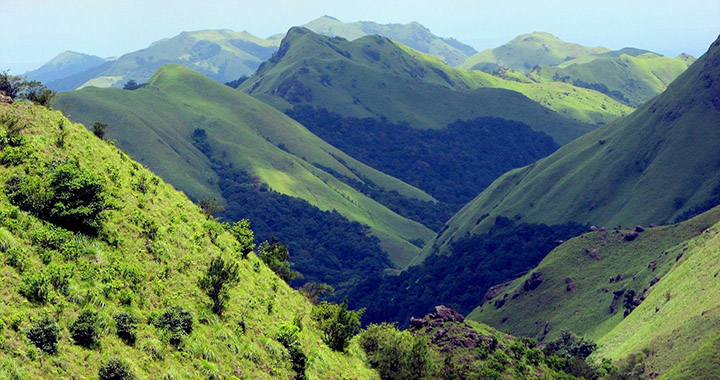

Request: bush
left=20, top=273, right=51, bottom=304
left=359, top=323, right=431, bottom=380
left=311, top=300, right=363, bottom=352
left=198, top=256, right=240, bottom=316
left=276, top=323, right=307, bottom=380
left=26, top=317, right=60, bottom=354
left=98, top=357, right=135, bottom=380
left=230, top=219, right=254, bottom=258
left=69, top=309, right=100, bottom=348
left=114, top=312, right=138, bottom=346
left=257, top=238, right=299, bottom=284
left=155, top=306, right=193, bottom=347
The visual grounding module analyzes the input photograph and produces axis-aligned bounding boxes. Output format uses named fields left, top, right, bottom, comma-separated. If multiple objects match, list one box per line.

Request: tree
left=70, top=309, right=100, bottom=348
left=93, top=122, right=108, bottom=139
left=155, top=305, right=193, bottom=347
left=199, top=197, right=224, bottom=216
left=311, top=299, right=363, bottom=352
left=230, top=219, right=255, bottom=258
left=99, top=357, right=135, bottom=380
left=198, top=256, right=240, bottom=316
left=276, top=323, right=307, bottom=380
left=258, top=237, right=300, bottom=284
left=20, top=80, right=55, bottom=106
left=0, top=70, right=23, bottom=99
left=299, top=282, right=334, bottom=304
left=114, top=312, right=138, bottom=345
left=122, top=80, right=144, bottom=90
left=26, top=316, right=60, bottom=354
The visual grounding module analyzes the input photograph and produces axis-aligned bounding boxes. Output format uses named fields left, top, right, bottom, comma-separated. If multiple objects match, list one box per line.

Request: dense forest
left=286, top=106, right=559, bottom=207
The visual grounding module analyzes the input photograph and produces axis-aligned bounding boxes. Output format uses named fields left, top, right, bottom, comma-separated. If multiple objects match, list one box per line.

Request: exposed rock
left=624, top=231, right=639, bottom=241
left=494, top=298, right=506, bottom=309
left=599, top=227, right=607, bottom=231
left=648, top=261, right=657, bottom=270
left=410, top=317, right=425, bottom=328
left=635, top=225, right=646, bottom=232
left=482, top=281, right=512, bottom=304
left=676, top=252, right=684, bottom=261
left=609, top=274, right=624, bottom=283
left=590, top=225, right=598, bottom=232
left=649, top=277, right=661, bottom=287
left=0, top=93, right=12, bottom=104
left=523, top=271, right=543, bottom=291
left=431, top=305, right=465, bottom=323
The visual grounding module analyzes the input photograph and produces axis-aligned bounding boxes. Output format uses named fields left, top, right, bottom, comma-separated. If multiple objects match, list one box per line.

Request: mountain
left=469, top=205, right=720, bottom=379
left=301, top=15, right=477, bottom=66
left=460, top=32, right=610, bottom=72
left=53, top=65, right=437, bottom=286
left=432, top=35, right=720, bottom=255
left=23, top=51, right=106, bottom=84
left=46, top=29, right=279, bottom=91
left=242, top=27, right=630, bottom=144
left=0, top=101, right=377, bottom=379
left=532, top=51, right=695, bottom=107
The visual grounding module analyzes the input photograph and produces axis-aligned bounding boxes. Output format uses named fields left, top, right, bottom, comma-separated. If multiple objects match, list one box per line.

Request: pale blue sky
left=2, top=0, right=719, bottom=73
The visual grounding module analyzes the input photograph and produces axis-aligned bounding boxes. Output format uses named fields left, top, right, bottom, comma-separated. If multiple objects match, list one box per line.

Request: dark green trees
left=230, top=219, right=255, bottom=258
left=258, top=238, right=299, bottom=284
left=311, top=300, right=363, bottom=352
left=155, top=306, right=194, bottom=347
left=26, top=316, right=61, bottom=354
left=198, top=256, right=240, bottom=316
left=70, top=310, right=101, bottom=348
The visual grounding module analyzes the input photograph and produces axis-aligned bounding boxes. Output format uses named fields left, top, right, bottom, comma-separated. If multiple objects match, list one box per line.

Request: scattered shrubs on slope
left=311, top=300, right=363, bottom=352
left=154, top=305, right=194, bottom=348
left=26, top=316, right=61, bottom=354
left=98, top=357, right=136, bottom=380
left=114, top=312, right=138, bottom=346
left=257, top=238, right=300, bottom=284
left=70, top=309, right=101, bottom=348
left=5, top=160, right=107, bottom=235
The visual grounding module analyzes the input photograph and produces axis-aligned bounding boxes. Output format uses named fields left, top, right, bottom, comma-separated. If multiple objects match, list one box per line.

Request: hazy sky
left=2, top=0, right=719, bottom=73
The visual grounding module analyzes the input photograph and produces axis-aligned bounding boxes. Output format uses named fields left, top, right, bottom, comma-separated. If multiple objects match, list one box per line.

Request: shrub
left=114, top=312, right=138, bottom=346
left=92, top=122, right=108, bottom=139
left=98, top=357, right=135, bottom=380
left=69, top=309, right=100, bottom=348
left=359, top=323, right=431, bottom=380
left=20, top=273, right=51, bottom=304
left=26, top=317, right=60, bottom=354
left=198, top=256, right=240, bottom=316
left=311, top=300, right=363, bottom=352
left=155, top=306, right=193, bottom=347
left=257, top=238, right=299, bottom=284
left=276, top=323, right=307, bottom=380
left=230, top=219, right=254, bottom=258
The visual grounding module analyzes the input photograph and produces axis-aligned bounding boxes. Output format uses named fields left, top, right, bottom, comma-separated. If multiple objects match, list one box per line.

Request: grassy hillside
left=0, top=101, right=377, bottom=379
left=24, top=51, right=107, bottom=85
left=242, top=28, right=630, bottom=145
left=532, top=52, right=695, bottom=107
left=468, top=205, right=720, bottom=379
left=460, top=32, right=610, bottom=72
left=54, top=64, right=435, bottom=268
left=301, top=15, right=477, bottom=66
left=47, top=29, right=280, bottom=91
left=432, top=35, right=720, bottom=255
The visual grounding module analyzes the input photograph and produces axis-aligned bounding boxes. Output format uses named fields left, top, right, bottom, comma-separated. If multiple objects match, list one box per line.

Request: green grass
left=432, top=35, right=720, bottom=255
left=240, top=27, right=628, bottom=145
left=54, top=64, right=435, bottom=268
left=0, top=101, right=378, bottom=379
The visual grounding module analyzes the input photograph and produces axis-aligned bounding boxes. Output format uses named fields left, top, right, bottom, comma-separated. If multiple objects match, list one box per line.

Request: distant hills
left=44, top=29, right=280, bottom=91
left=24, top=51, right=107, bottom=84
left=301, top=15, right=477, bottom=66
left=432, top=35, right=720, bottom=254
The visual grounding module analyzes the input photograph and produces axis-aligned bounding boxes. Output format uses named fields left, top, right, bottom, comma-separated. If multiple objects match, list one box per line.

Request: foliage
left=92, top=122, right=108, bottom=139
left=122, top=80, right=145, bottom=90
left=359, top=323, right=432, bottom=380
left=20, top=272, right=51, bottom=304
left=287, top=106, right=558, bottom=206
left=298, top=282, right=334, bottom=304
left=70, top=309, right=101, bottom=348
left=311, top=300, right=363, bottom=352
left=5, top=160, right=107, bottom=235
left=230, top=219, right=254, bottom=258
left=114, top=312, right=138, bottom=345
left=276, top=323, right=307, bottom=380
left=545, top=331, right=597, bottom=361
left=0, top=71, right=55, bottom=105
left=98, top=357, right=136, bottom=380
left=0, top=70, right=23, bottom=99
left=155, top=305, right=193, bottom=347
left=26, top=316, right=61, bottom=354
left=257, top=237, right=300, bottom=284
left=352, top=217, right=587, bottom=325
left=198, top=256, right=240, bottom=315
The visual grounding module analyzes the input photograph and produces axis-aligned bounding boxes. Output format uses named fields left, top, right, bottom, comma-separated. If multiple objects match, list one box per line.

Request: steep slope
left=461, top=32, right=610, bottom=72
left=23, top=51, right=106, bottom=85
left=533, top=52, right=695, bottom=107
left=54, top=65, right=435, bottom=269
left=433, top=35, right=720, bottom=255
left=242, top=28, right=629, bottom=144
left=0, top=101, right=377, bottom=379
left=302, top=15, right=477, bottom=66
left=468, top=205, right=720, bottom=379
left=47, top=29, right=279, bottom=91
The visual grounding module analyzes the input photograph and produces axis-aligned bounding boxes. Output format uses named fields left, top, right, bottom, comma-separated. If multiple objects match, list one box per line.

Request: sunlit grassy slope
left=533, top=52, right=695, bottom=107
left=54, top=65, right=435, bottom=268
left=460, top=32, right=610, bottom=72
left=241, top=28, right=630, bottom=145
left=432, top=35, right=720, bottom=255
left=48, top=29, right=280, bottom=91
left=467, top=204, right=720, bottom=378
left=0, top=101, right=378, bottom=379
